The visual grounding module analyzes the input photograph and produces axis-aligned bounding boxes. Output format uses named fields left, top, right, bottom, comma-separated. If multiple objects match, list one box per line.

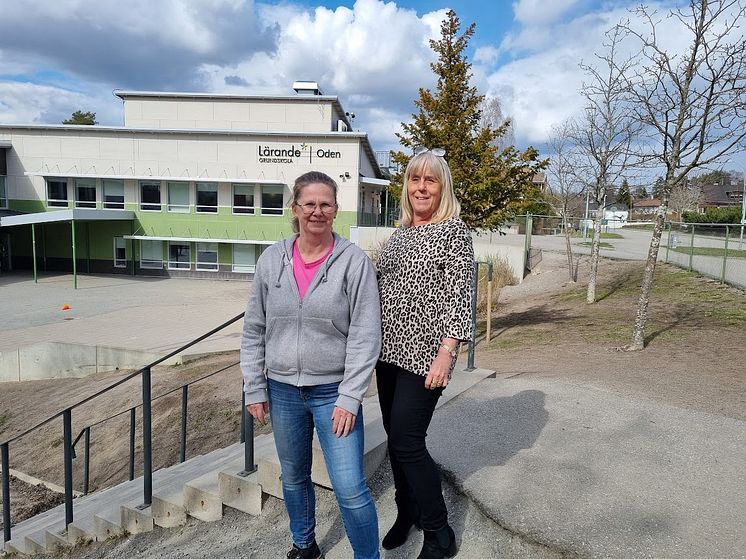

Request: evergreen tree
left=390, top=10, right=546, bottom=230
left=63, top=110, right=97, bottom=125
left=634, top=185, right=649, bottom=199
left=616, top=178, right=632, bottom=208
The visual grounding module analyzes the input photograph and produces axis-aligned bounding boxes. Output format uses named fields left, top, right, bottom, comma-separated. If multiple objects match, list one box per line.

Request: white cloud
left=513, top=0, right=580, bottom=25
left=474, top=46, right=499, bottom=65
left=0, top=81, right=118, bottom=125
left=199, top=0, right=444, bottom=151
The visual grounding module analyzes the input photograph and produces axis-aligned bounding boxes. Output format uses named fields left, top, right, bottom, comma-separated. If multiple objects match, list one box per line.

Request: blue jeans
left=267, top=378, right=380, bottom=559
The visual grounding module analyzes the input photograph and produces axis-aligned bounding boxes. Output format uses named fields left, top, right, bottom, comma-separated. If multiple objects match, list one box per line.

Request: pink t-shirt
left=293, top=240, right=334, bottom=300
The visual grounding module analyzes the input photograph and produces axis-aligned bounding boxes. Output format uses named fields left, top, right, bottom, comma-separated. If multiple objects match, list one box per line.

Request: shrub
left=476, top=254, right=517, bottom=315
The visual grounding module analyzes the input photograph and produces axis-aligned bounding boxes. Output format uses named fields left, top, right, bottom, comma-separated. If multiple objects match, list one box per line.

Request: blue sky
left=3, top=0, right=720, bottom=172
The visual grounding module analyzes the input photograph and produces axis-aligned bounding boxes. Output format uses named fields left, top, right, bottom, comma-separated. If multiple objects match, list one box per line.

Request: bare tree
left=668, top=181, right=704, bottom=220
left=621, top=0, right=746, bottom=350
left=479, top=95, right=515, bottom=151
left=572, top=26, right=640, bottom=303
left=547, top=119, right=584, bottom=281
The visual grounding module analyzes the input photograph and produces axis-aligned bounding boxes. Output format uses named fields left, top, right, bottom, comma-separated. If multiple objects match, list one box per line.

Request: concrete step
left=3, top=366, right=494, bottom=556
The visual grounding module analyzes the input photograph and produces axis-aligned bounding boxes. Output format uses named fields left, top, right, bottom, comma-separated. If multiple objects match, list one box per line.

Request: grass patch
left=670, top=246, right=746, bottom=258
left=0, top=410, right=11, bottom=433
left=486, top=327, right=557, bottom=350
left=624, top=223, right=655, bottom=230
left=579, top=241, right=615, bottom=249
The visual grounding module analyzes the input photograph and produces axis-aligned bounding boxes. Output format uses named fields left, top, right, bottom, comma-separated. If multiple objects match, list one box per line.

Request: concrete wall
left=0, top=342, right=180, bottom=382
left=123, top=98, right=335, bottom=133
left=351, top=226, right=526, bottom=283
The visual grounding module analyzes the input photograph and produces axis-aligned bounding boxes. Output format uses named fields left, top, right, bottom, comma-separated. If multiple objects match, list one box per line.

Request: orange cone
left=62, top=304, right=71, bottom=311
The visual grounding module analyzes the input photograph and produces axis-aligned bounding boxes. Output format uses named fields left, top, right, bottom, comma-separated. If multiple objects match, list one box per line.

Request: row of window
left=47, top=179, right=285, bottom=215
left=115, top=238, right=260, bottom=273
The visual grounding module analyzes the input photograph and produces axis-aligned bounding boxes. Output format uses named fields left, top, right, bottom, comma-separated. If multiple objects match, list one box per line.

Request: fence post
left=721, top=225, right=729, bottom=283
left=485, top=262, right=493, bottom=345
left=128, top=407, right=136, bottom=481
left=466, top=261, right=479, bottom=371
left=62, top=409, right=74, bottom=528
left=524, top=214, right=533, bottom=273
left=83, top=426, right=91, bottom=495
left=180, top=385, right=188, bottom=463
left=2, top=442, right=10, bottom=543
left=665, top=222, right=671, bottom=262
left=689, top=224, right=695, bottom=271
left=140, top=367, right=152, bottom=508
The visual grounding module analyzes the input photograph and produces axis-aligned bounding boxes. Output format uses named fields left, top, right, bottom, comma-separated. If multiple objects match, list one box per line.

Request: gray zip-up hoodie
left=240, top=233, right=381, bottom=415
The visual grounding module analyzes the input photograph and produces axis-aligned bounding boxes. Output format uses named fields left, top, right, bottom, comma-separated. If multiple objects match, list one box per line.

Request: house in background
left=0, top=82, right=388, bottom=280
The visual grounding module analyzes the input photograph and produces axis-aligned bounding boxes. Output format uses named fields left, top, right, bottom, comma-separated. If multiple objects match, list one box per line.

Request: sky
left=0, top=0, right=714, bottom=167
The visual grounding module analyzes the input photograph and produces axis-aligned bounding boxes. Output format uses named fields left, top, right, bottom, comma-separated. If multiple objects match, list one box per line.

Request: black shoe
left=417, top=525, right=457, bottom=559
left=382, top=511, right=421, bottom=550
left=287, top=541, right=323, bottom=559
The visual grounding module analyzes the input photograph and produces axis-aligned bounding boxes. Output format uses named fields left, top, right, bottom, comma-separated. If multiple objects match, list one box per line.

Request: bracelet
left=439, top=343, right=458, bottom=358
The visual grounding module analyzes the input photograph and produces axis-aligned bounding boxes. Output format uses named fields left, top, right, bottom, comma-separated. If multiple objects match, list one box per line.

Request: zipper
left=296, top=298, right=302, bottom=385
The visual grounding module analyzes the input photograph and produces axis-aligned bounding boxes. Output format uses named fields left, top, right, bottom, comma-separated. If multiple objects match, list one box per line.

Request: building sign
left=258, top=143, right=341, bottom=164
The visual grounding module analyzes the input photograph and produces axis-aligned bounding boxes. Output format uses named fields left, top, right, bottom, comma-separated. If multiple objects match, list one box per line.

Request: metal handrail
left=1, top=311, right=251, bottom=544
left=70, top=360, right=239, bottom=448
left=70, top=360, right=240, bottom=495
left=1, top=312, right=245, bottom=447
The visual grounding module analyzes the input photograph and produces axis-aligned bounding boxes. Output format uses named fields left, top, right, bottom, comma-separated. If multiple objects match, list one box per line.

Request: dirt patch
left=0, top=475, right=64, bottom=532
left=476, top=251, right=746, bottom=421
left=0, top=353, right=270, bottom=527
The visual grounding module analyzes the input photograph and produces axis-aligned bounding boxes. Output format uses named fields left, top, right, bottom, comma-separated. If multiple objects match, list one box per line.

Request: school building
left=0, top=81, right=390, bottom=281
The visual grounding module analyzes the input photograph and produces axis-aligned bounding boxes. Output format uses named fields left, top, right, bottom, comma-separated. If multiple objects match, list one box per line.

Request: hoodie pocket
left=265, top=316, right=299, bottom=372
left=300, top=317, right=347, bottom=374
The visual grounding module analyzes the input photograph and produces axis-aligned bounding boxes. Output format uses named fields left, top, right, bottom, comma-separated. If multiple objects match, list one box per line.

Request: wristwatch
left=439, top=343, right=458, bottom=358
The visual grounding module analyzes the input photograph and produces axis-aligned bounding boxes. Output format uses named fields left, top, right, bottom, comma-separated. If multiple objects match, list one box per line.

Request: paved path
left=429, top=372, right=746, bottom=559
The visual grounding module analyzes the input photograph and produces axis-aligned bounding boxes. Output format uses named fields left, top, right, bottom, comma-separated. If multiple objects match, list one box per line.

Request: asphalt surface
left=429, top=372, right=746, bottom=559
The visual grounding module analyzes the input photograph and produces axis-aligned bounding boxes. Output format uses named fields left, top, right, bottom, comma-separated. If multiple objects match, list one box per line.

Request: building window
left=114, top=237, right=127, bottom=268
left=196, top=242, right=218, bottom=271
left=196, top=182, right=218, bottom=213
left=168, top=242, right=191, bottom=270
left=233, top=184, right=254, bottom=214
left=75, top=178, right=97, bottom=208
left=47, top=178, right=68, bottom=207
left=261, top=184, right=284, bottom=215
left=140, top=240, right=163, bottom=269
left=103, top=180, right=125, bottom=209
left=140, top=180, right=161, bottom=211
left=0, top=176, right=6, bottom=208
left=233, top=244, right=256, bottom=273
left=168, top=182, right=189, bottom=213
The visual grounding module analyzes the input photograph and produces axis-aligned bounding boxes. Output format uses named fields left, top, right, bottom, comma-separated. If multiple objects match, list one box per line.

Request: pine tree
left=63, top=110, right=97, bottom=125
left=390, top=10, right=546, bottom=230
left=616, top=178, right=632, bottom=209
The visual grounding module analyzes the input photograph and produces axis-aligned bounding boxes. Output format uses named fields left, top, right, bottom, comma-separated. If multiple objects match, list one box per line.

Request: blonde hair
left=400, top=151, right=461, bottom=226
left=289, top=171, right=339, bottom=233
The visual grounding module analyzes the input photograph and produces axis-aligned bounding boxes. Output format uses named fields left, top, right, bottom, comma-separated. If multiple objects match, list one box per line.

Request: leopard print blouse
left=377, top=217, right=474, bottom=376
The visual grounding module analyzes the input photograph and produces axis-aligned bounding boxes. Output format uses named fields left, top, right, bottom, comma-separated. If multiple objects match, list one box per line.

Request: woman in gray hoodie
left=241, top=171, right=381, bottom=559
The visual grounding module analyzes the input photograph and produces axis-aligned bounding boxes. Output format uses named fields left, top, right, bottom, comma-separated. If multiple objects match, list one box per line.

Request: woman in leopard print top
left=376, top=149, right=474, bottom=559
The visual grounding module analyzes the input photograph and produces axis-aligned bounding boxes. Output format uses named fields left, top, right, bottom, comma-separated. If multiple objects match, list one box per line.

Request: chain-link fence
left=664, top=221, right=746, bottom=289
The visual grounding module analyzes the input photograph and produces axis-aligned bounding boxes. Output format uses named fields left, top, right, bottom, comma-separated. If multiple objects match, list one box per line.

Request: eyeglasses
left=414, top=146, right=446, bottom=157
left=296, top=202, right=337, bottom=215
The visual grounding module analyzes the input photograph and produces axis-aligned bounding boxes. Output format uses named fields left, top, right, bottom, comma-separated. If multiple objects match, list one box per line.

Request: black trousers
left=376, top=360, right=447, bottom=531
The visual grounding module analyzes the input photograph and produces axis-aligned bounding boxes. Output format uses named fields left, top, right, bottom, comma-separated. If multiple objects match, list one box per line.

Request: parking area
left=0, top=272, right=251, bottom=356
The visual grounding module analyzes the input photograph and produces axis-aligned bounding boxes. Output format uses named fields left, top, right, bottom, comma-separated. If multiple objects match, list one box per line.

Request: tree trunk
left=629, top=197, right=668, bottom=350
left=586, top=203, right=604, bottom=303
